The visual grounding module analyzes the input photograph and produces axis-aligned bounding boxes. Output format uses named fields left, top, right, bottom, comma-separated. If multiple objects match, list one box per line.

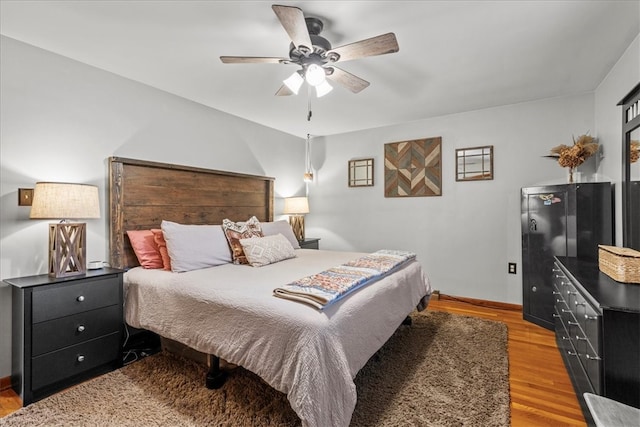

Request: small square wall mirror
left=456, top=146, right=494, bottom=181
left=349, top=158, right=374, bottom=187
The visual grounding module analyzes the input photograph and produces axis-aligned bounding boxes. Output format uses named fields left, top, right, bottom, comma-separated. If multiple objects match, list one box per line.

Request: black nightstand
left=4, top=268, right=124, bottom=405
left=299, top=238, right=320, bottom=249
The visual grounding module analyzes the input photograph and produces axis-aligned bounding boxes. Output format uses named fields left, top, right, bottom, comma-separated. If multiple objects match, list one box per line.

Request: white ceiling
left=1, top=1, right=639, bottom=138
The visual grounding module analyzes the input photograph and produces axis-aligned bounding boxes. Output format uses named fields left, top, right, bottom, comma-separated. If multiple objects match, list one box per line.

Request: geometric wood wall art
left=384, top=137, right=442, bottom=197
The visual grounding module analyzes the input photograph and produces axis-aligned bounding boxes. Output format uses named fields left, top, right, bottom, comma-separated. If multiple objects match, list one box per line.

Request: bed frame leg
left=206, top=354, right=227, bottom=389
left=402, top=315, right=412, bottom=326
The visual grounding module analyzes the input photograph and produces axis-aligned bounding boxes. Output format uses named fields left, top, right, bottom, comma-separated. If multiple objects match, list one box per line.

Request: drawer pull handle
left=77, top=355, right=85, bottom=363
left=576, top=335, right=588, bottom=341
left=553, top=291, right=561, bottom=295
left=561, top=309, right=571, bottom=313
left=562, top=336, right=570, bottom=340
left=553, top=313, right=560, bottom=318
left=586, top=354, right=602, bottom=361
left=575, top=301, right=586, bottom=307
left=585, top=315, right=598, bottom=321
left=568, top=321, right=579, bottom=326
left=567, top=350, right=578, bottom=357
left=567, top=291, right=577, bottom=296
left=77, top=325, right=85, bottom=333
left=77, top=295, right=85, bottom=302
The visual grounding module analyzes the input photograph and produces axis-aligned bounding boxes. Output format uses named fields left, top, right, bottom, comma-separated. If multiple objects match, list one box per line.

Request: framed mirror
left=619, top=83, right=640, bottom=251
left=619, top=82, right=640, bottom=251
left=456, top=145, right=494, bottom=181
left=348, top=158, right=374, bottom=187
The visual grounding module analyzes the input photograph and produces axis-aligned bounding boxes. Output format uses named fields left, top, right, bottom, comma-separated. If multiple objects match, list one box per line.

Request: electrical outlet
left=508, top=263, right=517, bottom=274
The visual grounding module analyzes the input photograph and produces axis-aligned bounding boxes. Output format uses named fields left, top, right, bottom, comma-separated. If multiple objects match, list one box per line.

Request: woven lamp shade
left=30, top=182, right=100, bottom=219
left=283, top=197, right=309, bottom=241
left=282, top=197, right=309, bottom=215
left=30, top=182, right=100, bottom=277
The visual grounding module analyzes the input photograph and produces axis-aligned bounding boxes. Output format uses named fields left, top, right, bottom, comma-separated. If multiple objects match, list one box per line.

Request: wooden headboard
left=109, top=157, right=274, bottom=270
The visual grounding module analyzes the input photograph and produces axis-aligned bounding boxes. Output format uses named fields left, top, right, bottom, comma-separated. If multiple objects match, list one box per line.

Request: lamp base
left=289, top=215, right=305, bottom=242
left=48, top=222, right=87, bottom=278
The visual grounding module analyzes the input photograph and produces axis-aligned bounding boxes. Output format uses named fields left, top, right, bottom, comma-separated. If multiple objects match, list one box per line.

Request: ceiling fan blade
left=328, top=33, right=399, bottom=63
left=220, top=56, right=287, bottom=64
left=326, top=67, right=370, bottom=93
left=272, top=5, right=312, bottom=51
left=275, top=84, right=294, bottom=96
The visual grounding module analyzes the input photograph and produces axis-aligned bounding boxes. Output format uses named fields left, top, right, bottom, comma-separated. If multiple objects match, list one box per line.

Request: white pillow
left=260, top=220, right=301, bottom=249
left=239, top=234, right=296, bottom=267
left=161, top=220, right=232, bottom=272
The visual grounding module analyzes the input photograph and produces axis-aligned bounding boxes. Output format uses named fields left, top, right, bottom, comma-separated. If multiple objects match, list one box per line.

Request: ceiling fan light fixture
left=315, top=80, right=333, bottom=98
left=305, top=63, right=326, bottom=86
left=283, top=71, right=304, bottom=95
left=222, top=5, right=400, bottom=97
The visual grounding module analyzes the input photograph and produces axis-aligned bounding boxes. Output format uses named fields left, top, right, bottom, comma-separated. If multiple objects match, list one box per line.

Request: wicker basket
left=598, top=245, right=640, bottom=284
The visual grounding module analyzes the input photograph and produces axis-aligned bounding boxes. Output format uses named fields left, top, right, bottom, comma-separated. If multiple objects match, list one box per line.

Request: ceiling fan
left=220, top=4, right=399, bottom=98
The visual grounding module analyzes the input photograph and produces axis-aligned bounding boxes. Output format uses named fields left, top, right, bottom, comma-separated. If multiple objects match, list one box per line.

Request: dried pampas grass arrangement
left=548, top=134, right=599, bottom=182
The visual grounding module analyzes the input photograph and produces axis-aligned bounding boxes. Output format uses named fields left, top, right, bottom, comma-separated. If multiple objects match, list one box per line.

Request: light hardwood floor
left=0, top=296, right=586, bottom=425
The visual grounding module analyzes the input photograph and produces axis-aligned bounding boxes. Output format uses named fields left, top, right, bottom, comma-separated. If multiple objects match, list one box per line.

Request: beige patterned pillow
left=222, top=216, right=263, bottom=265
left=239, top=234, right=296, bottom=267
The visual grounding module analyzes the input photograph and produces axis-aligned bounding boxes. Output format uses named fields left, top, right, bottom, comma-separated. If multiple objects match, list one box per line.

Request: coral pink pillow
left=126, top=230, right=163, bottom=269
left=151, top=229, right=172, bottom=271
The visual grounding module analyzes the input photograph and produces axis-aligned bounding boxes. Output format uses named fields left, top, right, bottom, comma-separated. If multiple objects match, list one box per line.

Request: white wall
left=0, top=36, right=305, bottom=378
left=306, top=94, right=596, bottom=304
left=595, top=34, right=640, bottom=244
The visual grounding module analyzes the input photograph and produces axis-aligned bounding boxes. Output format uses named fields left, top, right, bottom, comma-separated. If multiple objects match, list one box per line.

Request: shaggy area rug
left=0, top=310, right=509, bottom=426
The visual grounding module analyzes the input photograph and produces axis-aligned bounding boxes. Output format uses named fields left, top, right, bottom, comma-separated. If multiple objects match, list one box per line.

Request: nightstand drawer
left=32, top=305, right=122, bottom=356
left=299, top=238, right=320, bottom=249
left=32, top=276, right=120, bottom=323
left=31, top=332, right=121, bottom=391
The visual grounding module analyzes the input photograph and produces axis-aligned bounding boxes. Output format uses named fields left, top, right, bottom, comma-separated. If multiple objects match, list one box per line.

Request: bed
left=108, top=157, right=432, bottom=427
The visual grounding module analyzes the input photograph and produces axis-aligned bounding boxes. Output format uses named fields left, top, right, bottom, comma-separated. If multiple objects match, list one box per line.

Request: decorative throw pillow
left=260, top=220, right=301, bottom=249
left=160, top=220, right=233, bottom=272
left=151, top=229, right=172, bottom=271
left=222, top=216, right=263, bottom=265
left=239, top=234, right=296, bottom=267
left=126, top=230, right=164, bottom=269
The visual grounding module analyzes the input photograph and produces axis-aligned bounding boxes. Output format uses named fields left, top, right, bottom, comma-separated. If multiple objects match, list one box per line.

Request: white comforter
left=124, top=249, right=431, bottom=427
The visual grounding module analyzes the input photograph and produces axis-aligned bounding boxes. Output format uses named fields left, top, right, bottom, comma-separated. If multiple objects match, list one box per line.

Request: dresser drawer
left=32, top=276, right=120, bottom=323
left=580, top=348, right=602, bottom=394
left=32, top=305, right=122, bottom=356
left=554, top=305, right=571, bottom=344
left=31, top=333, right=121, bottom=391
left=577, top=303, right=601, bottom=356
left=555, top=311, right=573, bottom=356
left=557, top=297, right=578, bottom=334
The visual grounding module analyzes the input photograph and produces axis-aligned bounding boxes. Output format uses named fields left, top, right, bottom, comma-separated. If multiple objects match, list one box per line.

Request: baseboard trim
left=439, top=294, right=522, bottom=311
left=0, top=376, right=11, bottom=391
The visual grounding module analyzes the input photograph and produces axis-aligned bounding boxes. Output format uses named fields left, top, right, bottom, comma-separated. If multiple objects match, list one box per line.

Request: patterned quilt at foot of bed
left=273, top=249, right=416, bottom=309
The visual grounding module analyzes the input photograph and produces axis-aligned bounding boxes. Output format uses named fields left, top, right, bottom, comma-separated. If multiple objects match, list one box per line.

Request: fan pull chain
left=307, top=85, right=312, bottom=122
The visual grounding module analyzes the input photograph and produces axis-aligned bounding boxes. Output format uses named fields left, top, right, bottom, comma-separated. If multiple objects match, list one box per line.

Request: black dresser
left=553, top=256, right=640, bottom=423
left=5, top=268, right=124, bottom=405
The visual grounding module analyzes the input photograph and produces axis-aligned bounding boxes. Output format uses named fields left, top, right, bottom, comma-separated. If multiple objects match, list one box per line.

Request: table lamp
left=283, top=197, right=309, bottom=241
left=30, top=182, right=101, bottom=278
